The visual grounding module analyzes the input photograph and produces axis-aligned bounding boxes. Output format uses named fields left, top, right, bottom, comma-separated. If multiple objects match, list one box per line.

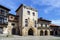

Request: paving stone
left=0, top=35, right=60, bottom=40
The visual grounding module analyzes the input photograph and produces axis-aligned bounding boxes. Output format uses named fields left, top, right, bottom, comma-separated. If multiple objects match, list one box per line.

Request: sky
left=0, top=0, right=60, bottom=25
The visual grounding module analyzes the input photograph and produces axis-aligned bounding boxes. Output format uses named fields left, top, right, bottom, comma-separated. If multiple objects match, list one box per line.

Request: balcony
left=0, top=13, right=7, bottom=17
left=37, top=27, right=50, bottom=29
left=0, top=18, right=8, bottom=25
left=0, top=22, right=8, bottom=25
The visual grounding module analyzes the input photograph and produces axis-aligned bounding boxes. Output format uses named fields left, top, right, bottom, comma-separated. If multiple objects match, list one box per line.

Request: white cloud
left=31, top=0, right=60, bottom=14
left=31, top=0, right=60, bottom=7
left=52, top=20, right=60, bottom=26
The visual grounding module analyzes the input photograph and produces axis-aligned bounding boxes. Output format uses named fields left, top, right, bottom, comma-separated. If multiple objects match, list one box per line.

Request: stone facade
left=37, top=18, right=51, bottom=36
left=0, top=4, right=60, bottom=36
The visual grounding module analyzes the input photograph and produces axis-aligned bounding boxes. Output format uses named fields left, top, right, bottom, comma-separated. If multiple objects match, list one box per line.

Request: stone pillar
left=48, top=30, right=50, bottom=36
left=34, top=28, right=37, bottom=36
left=43, top=30, right=45, bottom=36
left=22, top=29, right=25, bottom=36
left=54, top=31, right=55, bottom=35
left=25, top=29, right=28, bottom=36
left=37, top=30, right=40, bottom=36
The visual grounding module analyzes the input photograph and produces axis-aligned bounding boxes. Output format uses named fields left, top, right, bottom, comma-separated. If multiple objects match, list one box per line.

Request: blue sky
left=0, top=0, right=60, bottom=25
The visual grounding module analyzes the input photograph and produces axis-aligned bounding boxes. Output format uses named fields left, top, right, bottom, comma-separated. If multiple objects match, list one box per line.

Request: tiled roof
left=0, top=5, right=10, bottom=11
left=38, top=17, right=51, bottom=22
left=49, top=24, right=60, bottom=27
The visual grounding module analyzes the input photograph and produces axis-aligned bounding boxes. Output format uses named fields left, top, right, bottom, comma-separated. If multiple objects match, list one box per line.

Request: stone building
left=49, top=24, right=60, bottom=36
left=0, top=4, right=60, bottom=36
left=15, top=4, right=38, bottom=36
left=0, top=5, right=10, bottom=35
left=37, top=17, right=51, bottom=36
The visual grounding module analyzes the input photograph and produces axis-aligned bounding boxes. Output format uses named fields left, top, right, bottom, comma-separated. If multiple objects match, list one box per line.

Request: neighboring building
left=49, top=24, right=60, bottom=36
left=8, top=14, right=19, bottom=35
left=0, top=5, right=10, bottom=34
left=37, top=17, right=51, bottom=36
left=0, top=4, right=60, bottom=36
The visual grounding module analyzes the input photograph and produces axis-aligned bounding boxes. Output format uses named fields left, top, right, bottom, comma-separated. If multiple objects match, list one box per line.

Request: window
left=1, top=10, right=5, bottom=14
left=41, top=24, right=43, bottom=27
left=12, top=23, right=15, bottom=26
left=0, top=18, right=2, bottom=23
left=3, top=17, right=7, bottom=24
left=33, top=12, right=35, bottom=16
left=35, top=21, right=36, bottom=27
left=25, top=19, right=28, bottom=23
left=0, top=18, right=4, bottom=24
left=25, top=19, right=28, bottom=27
left=4, top=19, right=7, bottom=23
left=0, top=9, right=6, bottom=16
left=47, top=25, right=49, bottom=27
left=43, top=24, right=45, bottom=27
left=45, top=24, right=47, bottom=27
left=0, top=27, right=3, bottom=34
left=38, top=24, right=41, bottom=27
left=27, top=11, right=30, bottom=15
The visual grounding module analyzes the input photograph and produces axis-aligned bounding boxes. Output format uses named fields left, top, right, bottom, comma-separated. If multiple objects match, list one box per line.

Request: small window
left=43, top=24, right=45, bottom=27
left=25, top=19, right=28, bottom=27
left=39, top=24, right=41, bottom=27
left=41, top=24, right=43, bottom=27
left=33, top=12, right=35, bottom=16
left=47, top=25, right=49, bottom=27
left=12, top=23, right=15, bottom=26
left=1, top=10, right=5, bottom=14
left=27, top=11, right=30, bottom=15
left=45, top=24, right=47, bottom=27
left=25, top=24, right=28, bottom=26
left=0, top=18, right=2, bottom=23
left=35, top=21, right=36, bottom=27
left=4, top=19, right=7, bottom=23
left=25, top=19, right=28, bottom=23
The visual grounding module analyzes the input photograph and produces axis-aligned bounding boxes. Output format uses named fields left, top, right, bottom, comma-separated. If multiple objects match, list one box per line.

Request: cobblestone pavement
left=0, top=35, right=60, bottom=40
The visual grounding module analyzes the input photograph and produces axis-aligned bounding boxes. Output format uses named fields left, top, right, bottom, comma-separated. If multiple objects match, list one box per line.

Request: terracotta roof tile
left=49, top=24, right=60, bottom=27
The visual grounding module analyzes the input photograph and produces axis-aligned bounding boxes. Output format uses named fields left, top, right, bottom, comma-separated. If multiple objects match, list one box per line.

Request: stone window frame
left=12, top=23, right=15, bottom=26
left=25, top=19, right=28, bottom=27
left=27, top=11, right=30, bottom=15
left=33, top=12, right=35, bottom=16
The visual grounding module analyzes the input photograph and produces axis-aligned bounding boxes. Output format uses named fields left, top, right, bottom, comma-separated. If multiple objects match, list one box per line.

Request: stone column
left=48, top=30, right=50, bottom=36
left=43, top=30, right=45, bottom=36
left=22, top=29, right=25, bottom=36
left=37, top=30, right=40, bottom=36
left=54, top=31, right=55, bottom=35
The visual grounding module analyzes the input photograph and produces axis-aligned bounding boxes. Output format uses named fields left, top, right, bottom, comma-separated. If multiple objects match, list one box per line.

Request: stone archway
left=45, top=30, right=48, bottom=35
left=55, top=31, right=58, bottom=35
left=50, top=31, right=54, bottom=35
left=40, top=30, right=43, bottom=36
left=28, top=28, right=34, bottom=36
left=12, top=28, right=16, bottom=35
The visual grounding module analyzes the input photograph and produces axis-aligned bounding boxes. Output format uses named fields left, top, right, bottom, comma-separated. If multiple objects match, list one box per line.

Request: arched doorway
left=55, top=31, right=58, bottom=35
left=40, top=30, right=43, bottom=36
left=12, top=28, right=16, bottom=35
left=45, top=30, right=48, bottom=35
left=28, top=28, right=33, bottom=35
left=50, top=31, right=54, bottom=35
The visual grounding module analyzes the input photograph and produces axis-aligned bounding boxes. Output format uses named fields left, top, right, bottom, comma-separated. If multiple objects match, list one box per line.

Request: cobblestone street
left=0, top=35, right=60, bottom=40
